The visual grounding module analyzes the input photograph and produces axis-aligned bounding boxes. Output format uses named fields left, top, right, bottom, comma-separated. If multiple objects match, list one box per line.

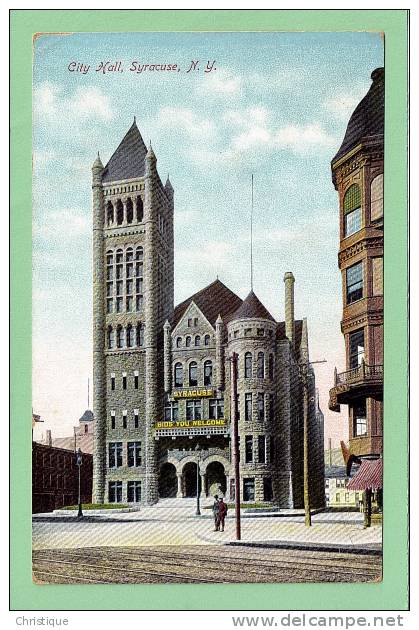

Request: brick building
left=32, top=442, right=93, bottom=513
left=328, top=67, right=384, bottom=460
left=39, top=409, right=95, bottom=454
left=92, top=120, right=325, bottom=506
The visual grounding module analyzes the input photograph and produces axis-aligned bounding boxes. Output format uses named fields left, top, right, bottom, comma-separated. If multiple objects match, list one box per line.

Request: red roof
left=347, top=459, right=382, bottom=491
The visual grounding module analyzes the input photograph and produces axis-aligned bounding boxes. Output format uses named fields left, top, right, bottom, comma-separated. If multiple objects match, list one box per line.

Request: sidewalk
left=32, top=498, right=382, bottom=552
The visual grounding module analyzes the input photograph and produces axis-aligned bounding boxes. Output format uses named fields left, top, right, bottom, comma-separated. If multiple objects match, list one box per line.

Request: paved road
left=32, top=545, right=382, bottom=584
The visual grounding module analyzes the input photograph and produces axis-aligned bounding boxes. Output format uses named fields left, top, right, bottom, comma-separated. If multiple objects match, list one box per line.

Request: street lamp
left=75, top=448, right=83, bottom=518
left=195, top=444, right=201, bottom=516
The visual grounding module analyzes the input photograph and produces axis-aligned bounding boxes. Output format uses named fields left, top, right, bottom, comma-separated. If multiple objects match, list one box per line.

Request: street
left=33, top=545, right=381, bottom=584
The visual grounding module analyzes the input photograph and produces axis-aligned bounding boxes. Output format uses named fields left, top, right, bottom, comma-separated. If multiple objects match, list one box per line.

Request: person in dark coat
left=218, top=497, right=228, bottom=532
left=212, top=495, right=220, bottom=531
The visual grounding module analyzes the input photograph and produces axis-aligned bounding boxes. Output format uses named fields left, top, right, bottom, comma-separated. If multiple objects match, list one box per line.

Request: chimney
left=46, top=429, right=52, bottom=447
left=283, top=272, right=295, bottom=346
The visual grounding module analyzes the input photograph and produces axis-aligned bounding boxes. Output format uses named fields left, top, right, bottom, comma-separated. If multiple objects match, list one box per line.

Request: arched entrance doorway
left=159, top=463, right=177, bottom=498
left=206, top=461, right=226, bottom=497
left=183, top=461, right=198, bottom=497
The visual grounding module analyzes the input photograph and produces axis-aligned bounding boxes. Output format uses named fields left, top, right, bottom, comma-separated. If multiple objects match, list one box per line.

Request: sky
left=32, top=31, right=384, bottom=446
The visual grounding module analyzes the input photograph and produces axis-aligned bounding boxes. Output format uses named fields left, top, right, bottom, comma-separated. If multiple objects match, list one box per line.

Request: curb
left=226, top=540, right=382, bottom=555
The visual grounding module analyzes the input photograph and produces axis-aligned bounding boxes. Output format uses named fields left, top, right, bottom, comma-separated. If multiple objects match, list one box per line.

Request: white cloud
left=197, top=67, right=243, bottom=96
left=34, top=82, right=114, bottom=122
left=153, top=106, right=216, bottom=144
left=177, top=239, right=234, bottom=267
left=34, top=208, right=90, bottom=239
left=274, top=123, right=335, bottom=153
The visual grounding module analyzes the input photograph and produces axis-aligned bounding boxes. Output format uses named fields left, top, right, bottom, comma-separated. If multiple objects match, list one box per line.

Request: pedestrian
left=218, top=497, right=228, bottom=532
left=212, top=495, right=220, bottom=531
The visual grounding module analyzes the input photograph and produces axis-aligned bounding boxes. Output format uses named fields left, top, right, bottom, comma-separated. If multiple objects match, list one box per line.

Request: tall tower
left=92, top=121, right=174, bottom=505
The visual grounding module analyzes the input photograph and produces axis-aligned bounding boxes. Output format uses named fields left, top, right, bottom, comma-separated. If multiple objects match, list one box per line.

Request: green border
left=10, top=9, right=408, bottom=611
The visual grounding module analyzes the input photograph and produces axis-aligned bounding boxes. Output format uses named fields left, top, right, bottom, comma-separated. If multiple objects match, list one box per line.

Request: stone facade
left=92, top=121, right=325, bottom=507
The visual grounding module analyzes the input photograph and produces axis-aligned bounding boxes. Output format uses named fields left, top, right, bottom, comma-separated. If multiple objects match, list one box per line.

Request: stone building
left=328, top=67, right=384, bottom=460
left=92, top=120, right=325, bottom=506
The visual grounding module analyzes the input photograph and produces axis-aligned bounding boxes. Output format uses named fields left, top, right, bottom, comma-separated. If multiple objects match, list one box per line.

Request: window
left=186, top=399, right=202, bottom=421
left=269, top=394, right=275, bottom=422
left=370, top=174, right=383, bottom=221
left=245, top=393, right=252, bottom=422
left=258, top=435, right=266, bottom=463
left=176, top=337, right=182, bottom=348
left=245, top=436, right=253, bottom=463
left=128, top=441, right=142, bottom=467
left=243, top=478, right=255, bottom=501
left=257, top=328, right=265, bottom=337
left=345, top=492, right=350, bottom=503
left=126, top=248, right=133, bottom=262
left=268, top=354, right=274, bottom=380
left=244, top=353, right=252, bottom=378
left=107, top=298, right=113, bottom=314
left=134, top=372, right=139, bottom=389
left=257, top=352, right=265, bottom=379
left=209, top=399, right=224, bottom=420
left=187, top=318, right=192, bottom=327
left=204, top=334, right=210, bottom=346
left=335, top=492, right=340, bottom=503
left=263, top=477, right=273, bottom=501
left=107, top=327, right=114, bottom=349
left=194, top=318, right=198, bottom=326
left=127, top=480, right=141, bottom=503
left=244, top=328, right=252, bottom=337
left=174, top=363, right=183, bottom=387
left=110, top=412, right=116, bottom=430
left=126, top=199, right=133, bottom=224
left=372, top=257, right=383, bottom=295
left=122, top=412, right=127, bottom=429
left=110, top=374, right=115, bottom=390
left=134, top=410, right=139, bottom=428
left=122, top=374, right=127, bottom=390
left=117, top=327, right=125, bottom=349
left=109, top=481, right=122, bottom=503
left=195, top=335, right=201, bottom=347
left=353, top=400, right=367, bottom=437
left=204, top=361, right=213, bottom=386
left=349, top=330, right=365, bottom=368
left=116, top=280, right=123, bottom=296
left=164, top=401, right=179, bottom=422
left=344, top=184, right=362, bottom=236
left=136, top=197, right=144, bottom=222
left=136, top=323, right=144, bottom=347
left=126, top=325, right=135, bottom=348
left=257, top=393, right=265, bottom=421
left=186, top=336, right=191, bottom=347
left=189, top=361, right=198, bottom=386
left=346, top=262, right=363, bottom=304
left=116, top=297, right=123, bottom=313
left=108, top=442, right=122, bottom=468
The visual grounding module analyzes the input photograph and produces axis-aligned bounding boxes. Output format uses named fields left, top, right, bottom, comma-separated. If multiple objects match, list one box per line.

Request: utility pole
left=230, top=352, right=241, bottom=540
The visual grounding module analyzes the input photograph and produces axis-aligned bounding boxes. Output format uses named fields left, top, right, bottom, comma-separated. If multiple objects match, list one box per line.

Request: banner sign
left=173, top=388, right=214, bottom=399
left=154, top=419, right=227, bottom=429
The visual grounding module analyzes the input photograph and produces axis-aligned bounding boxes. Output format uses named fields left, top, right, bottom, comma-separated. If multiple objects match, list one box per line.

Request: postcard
left=10, top=9, right=409, bottom=613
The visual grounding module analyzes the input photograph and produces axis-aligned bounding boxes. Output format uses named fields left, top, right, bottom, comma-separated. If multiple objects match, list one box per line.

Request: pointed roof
left=102, top=120, right=148, bottom=183
left=173, top=279, right=243, bottom=328
left=332, top=67, right=384, bottom=165
left=231, top=290, right=275, bottom=322
left=79, top=409, right=93, bottom=423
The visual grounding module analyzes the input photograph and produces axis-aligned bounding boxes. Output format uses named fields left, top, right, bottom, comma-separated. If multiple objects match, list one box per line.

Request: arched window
left=370, top=174, right=383, bottom=221
left=126, top=198, right=133, bottom=224
left=343, top=184, right=361, bottom=237
left=136, top=246, right=143, bottom=261
left=116, top=200, right=124, bottom=225
left=126, top=248, right=133, bottom=262
left=126, top=324, right=135, bottom=348
left=204, top=360, right=213, bottom=386
left=176, top=337, right=182, bottom=348
left=204, top=334, right=210, bottom=346
left=244, top=352, right=252, bottom=378
left=136, top=196, right=144, bottom=222
left=269, top=354, right=274, bottom=380
left=107, top=326, right=114, bottom=349
left=189, top=361, right=198, bottom=386
left=136, top=323, right=144, bottom=347
left=195, top=335, right=201, bottom=347
left=106, top=201, right=114, bottom=226
left=186, top=336, right=191, bottom=348
left=257, top=352, right=265, bottom=379
left=174, top=363, right=183, bottom=387
left=116, top=326, right=125, bottom=349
